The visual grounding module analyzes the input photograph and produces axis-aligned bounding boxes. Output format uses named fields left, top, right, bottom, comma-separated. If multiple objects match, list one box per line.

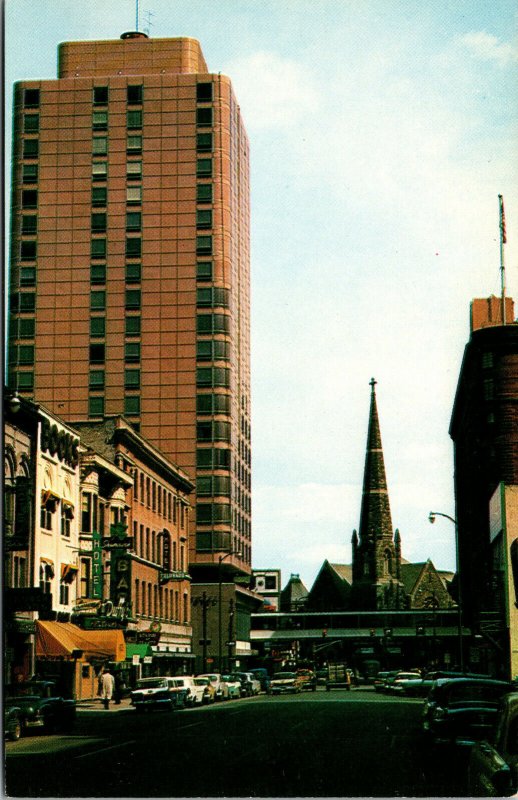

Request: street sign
left=199, top=638, right=211, bottom=645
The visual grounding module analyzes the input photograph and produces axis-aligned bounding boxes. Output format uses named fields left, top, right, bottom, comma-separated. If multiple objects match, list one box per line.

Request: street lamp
left=429, top=511, right=464, bottom=671
left=218, top=550, right=242, bottom=673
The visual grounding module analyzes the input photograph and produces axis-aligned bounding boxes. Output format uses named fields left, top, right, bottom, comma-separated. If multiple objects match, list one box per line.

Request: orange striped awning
left=36, top=620, right=125, bottom=662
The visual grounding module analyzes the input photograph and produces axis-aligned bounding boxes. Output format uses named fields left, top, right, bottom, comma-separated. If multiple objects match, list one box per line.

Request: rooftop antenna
left=499, top=194, right=507, bottom=326
left=143, top=9, right=155, bottom=36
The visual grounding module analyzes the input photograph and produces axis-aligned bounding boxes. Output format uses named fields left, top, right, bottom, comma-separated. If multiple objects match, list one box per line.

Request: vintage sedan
left=131, top=677, right=187, bottom=712
left=385, top=671, right=422, bottom=695
left=468, top=691, right=518, bottom=797
left=269, top=671, right=305, bottom=695
left=4, top=706, right=22, bottom=741
left=193, top=676, right=216, bottom=704
left=196, top=673, right=229, bottom=701
left=373, top=671, right=399, bottom=692
left=297, top=669, right=317, bottom=691
left=221, top=674, right=242, bottom=699
left=422, top=677, right=514, bottom=745
left=4, top=681, right=76, bottom=735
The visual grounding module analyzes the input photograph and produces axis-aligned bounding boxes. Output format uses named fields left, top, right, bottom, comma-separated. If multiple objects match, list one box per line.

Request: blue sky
left=5, top=0, right=518, bottom=590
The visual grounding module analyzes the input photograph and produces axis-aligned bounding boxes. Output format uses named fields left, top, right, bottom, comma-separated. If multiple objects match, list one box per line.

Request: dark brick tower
left=352, top=379, right=403, bottom=609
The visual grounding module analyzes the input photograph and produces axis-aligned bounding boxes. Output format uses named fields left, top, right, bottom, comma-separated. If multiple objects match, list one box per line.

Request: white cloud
left=223, top=51, right=320, bottom=130
left=458, top=31, right=518, bottom=66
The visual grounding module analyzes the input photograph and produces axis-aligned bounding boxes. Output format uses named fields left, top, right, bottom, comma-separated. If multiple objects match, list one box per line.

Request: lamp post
left=429, top=511, right=464, bottom=671
left=218, top=550, right=241, bottom=673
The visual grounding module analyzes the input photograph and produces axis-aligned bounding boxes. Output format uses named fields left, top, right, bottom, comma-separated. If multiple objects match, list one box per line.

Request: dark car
left=422, top=677, right=514, bottom=745
left=4, top=706, right=22, bottom=741
left=4, top=681, right=76, bottom=734
left=401, top=670, right=490, bottom=697
left=373, top=671, right=399, bottom=692
left=297, top=669, right=317, bottom=691
left=233, top=672, right=254, bottom=697
left=468, top=691, right=518, bottom=797
left=249, top=668, right=270, bottom=692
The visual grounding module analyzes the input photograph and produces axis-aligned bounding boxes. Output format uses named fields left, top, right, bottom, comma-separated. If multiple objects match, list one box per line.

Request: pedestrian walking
left=100, top=666, right=115, bottom=709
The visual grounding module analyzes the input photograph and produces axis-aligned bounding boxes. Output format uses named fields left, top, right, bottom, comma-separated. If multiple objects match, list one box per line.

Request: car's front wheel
left=8, top=719, right=22, bottom=741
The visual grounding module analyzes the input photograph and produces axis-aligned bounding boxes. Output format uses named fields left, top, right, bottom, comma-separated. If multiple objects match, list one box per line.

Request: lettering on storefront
left=159, top=570, right=188, bottom=583
left=40, top=418, right=79, bottom=468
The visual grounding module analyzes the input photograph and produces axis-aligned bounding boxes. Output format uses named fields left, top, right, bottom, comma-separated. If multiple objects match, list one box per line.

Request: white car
left=197, top=673, right=229, bottom=701
left=243, top=672, right=261, bottom=695
left=169, top=676, right=205, bottom=707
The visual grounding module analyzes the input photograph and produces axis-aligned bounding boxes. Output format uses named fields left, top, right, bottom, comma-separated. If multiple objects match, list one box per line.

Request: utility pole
left=227, top=598, right=235, bottom=671
left=192, top=591, right=216, bottom=673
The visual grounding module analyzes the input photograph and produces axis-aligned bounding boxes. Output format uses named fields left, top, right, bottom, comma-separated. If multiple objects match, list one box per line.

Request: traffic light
left=416, top=625, right=425, bottom=636
left=370, top=628, right=376, bottom=637
left=322, top=629, right=328, bottom=638
left=384, top=627, right=393, bottom=638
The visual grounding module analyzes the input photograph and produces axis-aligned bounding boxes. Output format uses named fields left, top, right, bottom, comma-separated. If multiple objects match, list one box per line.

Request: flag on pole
left=499, top=194, right=507, bottom=244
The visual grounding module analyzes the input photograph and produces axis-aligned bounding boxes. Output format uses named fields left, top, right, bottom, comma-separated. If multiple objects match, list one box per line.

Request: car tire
left=9, top=720, right=22, bottom=741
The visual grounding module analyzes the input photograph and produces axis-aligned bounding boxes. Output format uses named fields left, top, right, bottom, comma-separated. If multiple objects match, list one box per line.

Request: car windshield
left=6, top=682, right=48, bottom=698
left=135, top=679, right=168, bottom=689
left=274, top=672, right=295, bottom=679
left=221, top=675, right=233, bottom=681
left=194, top=678, right=209, bottom=686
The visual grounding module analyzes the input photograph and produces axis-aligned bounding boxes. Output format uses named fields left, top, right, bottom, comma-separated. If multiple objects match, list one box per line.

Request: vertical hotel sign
left=92, top=529, right=103, bottom=599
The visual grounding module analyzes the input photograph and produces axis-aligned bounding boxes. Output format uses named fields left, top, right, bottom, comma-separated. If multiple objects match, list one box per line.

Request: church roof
left=399, top=562, right=427, bottom=594
left=358, top=379, right=394, bottom=544
left=329, top=563, right=353, bottom=584
left=280, top=574, right=309, bottom=604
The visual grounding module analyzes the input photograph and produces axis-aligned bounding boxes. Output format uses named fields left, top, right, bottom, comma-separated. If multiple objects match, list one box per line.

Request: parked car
left=4, top=706, right=22, bottom=741
left=269, top=671, right=305, bottom=695
left=373, top=671, right=399, bottom=692
left=249, top=668, right=270, bottom=692
left=131, top=676, right=187, bottom=712
left=197, top=673, right=229, bottom=701
left=385, top=671, right=422, bottom=695
left=193, top=676, right=216, bottom=704
left=168, top=676, right=200, bottom=707
left=4, top=681, right=76, bottom=735
left=401, top=670, right=489, bottom=698
left=243, top=672, right=261, bottom=695
left=229, top=672, right=251, bottom=697
left=422, top=677, right=514, bottom=745
left=297, top=668, right=317, bottom=691
left=221, top=674, right=242, bottom=699
left=468, top=691, right=518, bottom=796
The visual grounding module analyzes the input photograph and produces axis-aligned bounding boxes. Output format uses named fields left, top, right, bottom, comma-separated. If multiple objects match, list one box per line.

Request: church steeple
left=351, top=379, right=403, bottom=610
left=358, top=378, right=393, bottom=544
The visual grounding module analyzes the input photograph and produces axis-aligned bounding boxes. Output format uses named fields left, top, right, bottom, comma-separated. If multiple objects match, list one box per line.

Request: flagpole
left=499, top=194, right=507, bottom=326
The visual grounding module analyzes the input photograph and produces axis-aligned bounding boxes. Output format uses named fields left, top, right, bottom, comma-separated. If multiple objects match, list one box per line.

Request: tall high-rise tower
left=8, top=32, right=251, bottom=579
left=351, top=379, right=403, bottom=609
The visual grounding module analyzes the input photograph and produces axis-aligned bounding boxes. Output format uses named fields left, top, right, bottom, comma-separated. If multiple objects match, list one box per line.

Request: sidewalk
left=76, top=696, right=133, bottom=712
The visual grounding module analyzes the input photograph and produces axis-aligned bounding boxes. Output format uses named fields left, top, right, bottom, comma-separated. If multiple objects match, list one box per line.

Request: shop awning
left=126, top=643, right=152, bottom=659
left=60, top=564, right=78, bottom=582
left=36, top=620, right=125, bottom=662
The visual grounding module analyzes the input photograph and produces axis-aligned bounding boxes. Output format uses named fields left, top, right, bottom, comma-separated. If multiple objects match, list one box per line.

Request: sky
left=5, top=0, right=518, bottom=591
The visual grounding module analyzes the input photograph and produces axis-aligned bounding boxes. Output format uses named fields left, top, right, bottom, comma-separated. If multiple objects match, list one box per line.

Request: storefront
left=35, top=620, right=125, bottom=700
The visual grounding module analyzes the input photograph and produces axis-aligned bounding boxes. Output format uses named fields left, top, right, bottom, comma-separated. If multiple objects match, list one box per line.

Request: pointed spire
left=358, top=378, right=393, bottom=543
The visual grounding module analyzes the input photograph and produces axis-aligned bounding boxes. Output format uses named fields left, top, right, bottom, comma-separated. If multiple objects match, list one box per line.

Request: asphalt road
left=5, top=688, right=472, bottom=797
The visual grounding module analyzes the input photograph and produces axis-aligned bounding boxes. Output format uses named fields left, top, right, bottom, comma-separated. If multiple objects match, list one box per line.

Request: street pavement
left=5, top=687, right=472, bottom=797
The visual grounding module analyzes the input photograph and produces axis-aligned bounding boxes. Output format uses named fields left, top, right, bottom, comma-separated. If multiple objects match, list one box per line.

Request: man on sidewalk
left=100, top=667, right=115, bottom=710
